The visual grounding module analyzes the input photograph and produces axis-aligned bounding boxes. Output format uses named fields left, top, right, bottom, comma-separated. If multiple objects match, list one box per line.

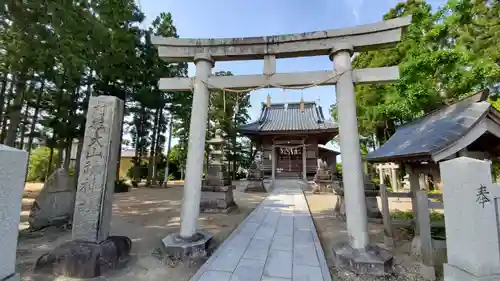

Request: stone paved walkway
left=190, top=180, right=332, bottom=281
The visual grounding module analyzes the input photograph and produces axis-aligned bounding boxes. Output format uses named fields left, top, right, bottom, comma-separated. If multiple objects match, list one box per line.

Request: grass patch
left=390, top=209, right=446, bottom=239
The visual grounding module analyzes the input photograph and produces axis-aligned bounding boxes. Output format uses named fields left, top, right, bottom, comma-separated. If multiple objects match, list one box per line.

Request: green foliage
left=27, top=146, right=60, bottom=182
left=390, top=209, right=444, bottom=222
left=336, top=163, right=343, bottom=179
left=0, top=1, right=193, bottom=186
left=332, top=0, right=500, bottom=145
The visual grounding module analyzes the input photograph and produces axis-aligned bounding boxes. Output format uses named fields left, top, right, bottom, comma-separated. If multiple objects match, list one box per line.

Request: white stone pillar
left=179, top=53, right=214, bottom=238
left=0, top=145, right=28, bottom=281
left=271, top=145, right=276, bottom=180
left=440, top=157, right=500, bottom=280
left=391, top=166, right=398, bottom=191
left=302, top=145, right=307, bottom=180
left=379, top=165, right=385, bottom=185
left=330, top=43, right=368, bottom=249
left=406, top=165, right=420, bottom=237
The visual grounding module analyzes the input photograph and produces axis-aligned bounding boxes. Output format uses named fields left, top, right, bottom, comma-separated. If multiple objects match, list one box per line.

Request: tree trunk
left=26, top=79, right=45, bottom=156
left=56, top=146, right=63, bottom=169
left=5, top=74, right=29, bottom=147
left=115, top=101, right=126, bottom=181
left=63, top=137, right=72, bottom=169
left=0, top=72, right=8, bottom=130
left=0, top=75, right=16, bottom=143
left=18, top=100, right=29, bottom=150
left=154, top=108, right=163, bottom=183
left=147, top=108, right=159, bottom=186
left=232, top=133, right=237, bottom=180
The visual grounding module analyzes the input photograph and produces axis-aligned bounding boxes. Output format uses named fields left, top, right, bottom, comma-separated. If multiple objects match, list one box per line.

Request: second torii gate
left=153, top=16, right=411, bottom=274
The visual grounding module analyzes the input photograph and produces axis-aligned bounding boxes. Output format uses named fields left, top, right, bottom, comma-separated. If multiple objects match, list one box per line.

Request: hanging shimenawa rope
left=189, top=68, right=352, bottom=94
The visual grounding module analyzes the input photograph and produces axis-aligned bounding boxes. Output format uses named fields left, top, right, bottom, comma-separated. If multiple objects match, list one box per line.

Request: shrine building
left=239, top=99, right=339, bottom=180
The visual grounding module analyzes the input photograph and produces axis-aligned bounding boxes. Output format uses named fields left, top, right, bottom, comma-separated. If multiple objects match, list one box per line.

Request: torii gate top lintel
left=151, top=16, right=411, bottom=62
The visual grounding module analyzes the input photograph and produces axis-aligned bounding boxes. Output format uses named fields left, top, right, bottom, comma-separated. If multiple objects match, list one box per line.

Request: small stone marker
left=34, top=96, right=131, bottom=279
left=440, top=157, right=500, bottom=280
left=0, top=144, right=28, bottom=281
left=29, top=168, right=75, bottom=230
left=72, top=95, right=124, bottom=242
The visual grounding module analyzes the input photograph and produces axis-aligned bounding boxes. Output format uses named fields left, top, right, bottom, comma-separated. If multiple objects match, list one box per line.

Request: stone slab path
left=190, top=180, right=332, bottom=281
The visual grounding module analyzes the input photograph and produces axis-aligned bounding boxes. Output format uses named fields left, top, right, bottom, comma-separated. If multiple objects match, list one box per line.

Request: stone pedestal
left=0, top=145, right=28, bottom=281
left=313, top=168, right=332, bottom=194
left=200, top=132, right=237, bottom=213
left=33, top=96, right=131, bottom=278
left=332, top=242, right=393, bottom=276
left=29, top=168, right=76, bottom=230
left=244, top=163, right=266, bottom=193
left=161, top=231, right=213, bottom=258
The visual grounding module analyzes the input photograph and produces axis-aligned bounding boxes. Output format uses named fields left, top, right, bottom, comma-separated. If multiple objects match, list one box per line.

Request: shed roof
left=366, top=89, right=500, bottom=163
left=239, top=102, right=338, bottom=134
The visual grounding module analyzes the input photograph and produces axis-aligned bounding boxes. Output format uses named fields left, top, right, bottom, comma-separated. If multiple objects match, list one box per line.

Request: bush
left=115, top=179, right=131, bottom=193
left=27, top=146, right=60, bottom=182
left=428, top=189, right=443, bottom=202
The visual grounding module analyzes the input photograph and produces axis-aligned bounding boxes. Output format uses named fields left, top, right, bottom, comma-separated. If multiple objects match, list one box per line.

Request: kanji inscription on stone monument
left=72, top=96, right=123, bottom=242
left=476, top=184, right=491, bottom=208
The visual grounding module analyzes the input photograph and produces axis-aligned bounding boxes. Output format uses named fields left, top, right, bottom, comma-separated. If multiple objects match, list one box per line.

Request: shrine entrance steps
left=275, top=172, right=302, bottom=179
left=189, top=179, right=332, bottom=281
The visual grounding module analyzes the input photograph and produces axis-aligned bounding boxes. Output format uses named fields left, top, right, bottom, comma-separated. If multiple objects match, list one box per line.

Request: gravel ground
left=304, top=190, right=443, bottom=281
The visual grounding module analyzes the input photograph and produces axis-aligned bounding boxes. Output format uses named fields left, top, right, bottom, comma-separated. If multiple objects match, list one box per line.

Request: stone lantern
left=200, top=130, right=237, bottom=213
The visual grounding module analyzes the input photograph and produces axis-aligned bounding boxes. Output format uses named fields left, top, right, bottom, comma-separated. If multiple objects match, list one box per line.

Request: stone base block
left=33, top=236, right=131, bottom=279
left=160, top=231, right=212, bottom=258
left=244, top=180, right=266, bottom=193
left=263, top=180, right=273, bottom=191
left=332, top=242, right=393, bottom=275
left=200, top=186, right=237, bottom=213
left=444, top=263, right=500, bottom=281
left=312, top=181, right=331, bottom=194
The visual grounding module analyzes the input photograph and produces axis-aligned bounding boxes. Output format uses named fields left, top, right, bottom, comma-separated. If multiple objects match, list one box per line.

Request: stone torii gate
left=152, top=16, right=411, bottom=273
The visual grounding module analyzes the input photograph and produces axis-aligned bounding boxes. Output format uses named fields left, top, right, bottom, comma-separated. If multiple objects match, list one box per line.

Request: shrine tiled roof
left=239, top=102, right=338, bottom=133
left=366, top=89, right=495, bottom=163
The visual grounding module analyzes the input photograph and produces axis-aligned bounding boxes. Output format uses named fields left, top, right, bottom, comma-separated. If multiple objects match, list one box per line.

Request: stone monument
left=33, top=96, right=131, bottom=279
left=200, top=130, right=237, bottom=213
left=244, top=154, right=266, bottom=193
left=313, top=159, right=332, bottom=193
left=440, top=157, right=500, bottom=281
left=0, top=145, right=29, bottom=281
left=29, top=168, right=76, bottom=230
